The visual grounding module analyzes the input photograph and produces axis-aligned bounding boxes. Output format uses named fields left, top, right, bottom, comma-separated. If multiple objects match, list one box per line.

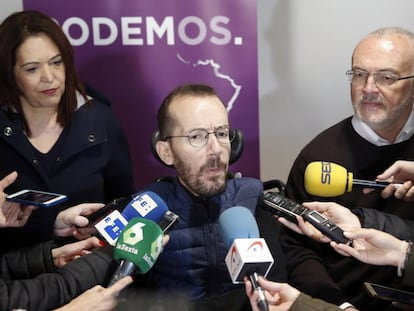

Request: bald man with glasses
left=282, top=27, right=414, bottom=311
left=131, top=83, right=286, bottom=311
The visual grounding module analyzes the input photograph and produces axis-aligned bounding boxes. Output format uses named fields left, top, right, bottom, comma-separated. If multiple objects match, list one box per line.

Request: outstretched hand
left=53, top=276, right=133, bottom=311
left=331, top=228, right=404, bottom=267
left=244, top=276, right=299, bottom=311
left=0, top=171, right=35, bottom=228
left=54, top=203, right=105, bottom=239
left=51, top=236, right=104, bottom=268
left=278, top=215, right=331, bottom=243
left=377, top=160, right=414, bottom=201
left=277, top=201, right=360, bottom=244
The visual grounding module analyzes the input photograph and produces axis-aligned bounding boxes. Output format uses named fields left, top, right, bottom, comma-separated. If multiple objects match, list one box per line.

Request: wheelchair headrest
left=151, top=128, right=244, bottom=167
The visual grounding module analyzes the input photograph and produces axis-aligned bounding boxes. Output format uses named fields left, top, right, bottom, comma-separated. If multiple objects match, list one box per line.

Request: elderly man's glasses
left=346, top=69, right=414, bottom=87
left=164, top=127, right=235, bottom=148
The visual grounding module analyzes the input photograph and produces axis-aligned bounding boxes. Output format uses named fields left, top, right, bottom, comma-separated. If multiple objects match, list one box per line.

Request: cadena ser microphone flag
left=108, top=217, right=163, bottom=286
left=304, top=161, right=401, bottom=197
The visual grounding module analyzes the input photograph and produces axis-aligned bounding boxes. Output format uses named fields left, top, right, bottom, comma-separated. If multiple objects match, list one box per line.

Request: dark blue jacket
left=0, top=100, right=135, bottom=253
left=139, top=176, right=286, bottom=308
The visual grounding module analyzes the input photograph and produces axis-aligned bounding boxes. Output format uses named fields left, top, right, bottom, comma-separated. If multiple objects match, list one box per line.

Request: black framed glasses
left=164, top=126, right=235, bottom=148
left=346, top=69, right=414, bottom=87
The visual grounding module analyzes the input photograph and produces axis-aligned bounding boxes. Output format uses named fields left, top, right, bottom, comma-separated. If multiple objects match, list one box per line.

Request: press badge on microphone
left=95, top=210, right=128, bottom=245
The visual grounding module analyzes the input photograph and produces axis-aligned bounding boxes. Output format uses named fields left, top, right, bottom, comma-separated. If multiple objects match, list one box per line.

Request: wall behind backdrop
left=2, top=0, right=414, bottom=184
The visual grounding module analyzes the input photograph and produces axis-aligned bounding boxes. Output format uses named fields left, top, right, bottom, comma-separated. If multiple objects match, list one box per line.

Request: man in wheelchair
left=134, top=83, right=286, bottom=311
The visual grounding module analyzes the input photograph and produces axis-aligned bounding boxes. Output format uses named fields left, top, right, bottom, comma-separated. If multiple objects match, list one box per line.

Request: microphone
left=108, top=217, right=163, bottom=286
left=95, top=191, right=178, bottom=245
left=304, top=161, right=402, bottom=197
left=219, top=206, right=273, bottom=311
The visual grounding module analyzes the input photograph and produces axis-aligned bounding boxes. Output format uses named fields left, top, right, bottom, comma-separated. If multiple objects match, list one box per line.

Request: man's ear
left=156, top=140, right=174, bottom=166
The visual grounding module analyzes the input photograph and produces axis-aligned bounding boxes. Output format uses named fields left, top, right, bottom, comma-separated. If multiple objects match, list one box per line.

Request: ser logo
left=320, top=161, right=332, bottom=185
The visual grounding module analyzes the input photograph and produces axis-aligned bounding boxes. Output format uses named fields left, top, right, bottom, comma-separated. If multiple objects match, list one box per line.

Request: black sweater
left=283, top=117, right=414, bottom=311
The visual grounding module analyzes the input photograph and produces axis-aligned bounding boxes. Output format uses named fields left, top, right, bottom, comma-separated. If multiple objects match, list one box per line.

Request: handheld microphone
left=108, top=217, right=163, bottom=286
left=304, top=161, right=402, bottom=197
left=95, top=191, right=178, bottom=245
left=219, top=206, right=273, bottom=311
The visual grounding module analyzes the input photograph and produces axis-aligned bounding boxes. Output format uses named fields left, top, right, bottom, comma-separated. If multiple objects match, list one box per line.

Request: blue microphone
left=219, top=206, right=260, bottom=247
left=219, top=206, right=273, bottom=311
left=122, top=191, right=167, bottom=222
left=95, top=191, right=176, bottom=245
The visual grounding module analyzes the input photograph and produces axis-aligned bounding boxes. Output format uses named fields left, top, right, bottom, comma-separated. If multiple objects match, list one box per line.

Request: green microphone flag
left=114, top=217, right=163, bottom=274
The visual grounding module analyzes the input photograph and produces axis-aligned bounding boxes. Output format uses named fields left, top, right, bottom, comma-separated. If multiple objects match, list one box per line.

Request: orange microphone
left=304, top=161, right=400, bottom=197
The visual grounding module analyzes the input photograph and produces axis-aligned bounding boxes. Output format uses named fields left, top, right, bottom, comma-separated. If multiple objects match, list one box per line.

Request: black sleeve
left=0, top=246, right=116, bottom=311
left=282, top=157, right=348, bottom=306
left=355, top=207, right=414, bottom=241
left=280, top=226, right=346, bottom=305
left=0, top=241, right=55, bottom=280
left=255, top=205, right=287, bottom=282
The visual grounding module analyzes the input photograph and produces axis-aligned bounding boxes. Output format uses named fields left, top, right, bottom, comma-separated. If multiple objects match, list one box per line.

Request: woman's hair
left=0, top=10, right=88, bottom=134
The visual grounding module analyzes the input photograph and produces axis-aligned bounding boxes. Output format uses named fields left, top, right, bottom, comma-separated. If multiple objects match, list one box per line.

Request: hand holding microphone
left=108, top=217, right=163, bottom=286
left=377, top=160, right=414, bottom=202
left=304, top=161, right=402, bottom=197
left=244, top=276, right=301, bottom=311
left=219, top=206, right=273, bottom=311
left=94, top=191, right=178, bottom=246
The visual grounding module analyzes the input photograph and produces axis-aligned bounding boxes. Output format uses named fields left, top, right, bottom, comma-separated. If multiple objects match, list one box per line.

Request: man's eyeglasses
left=164, top=127, right=235, bottom=148
left=346, top=69, right=414, bottom=87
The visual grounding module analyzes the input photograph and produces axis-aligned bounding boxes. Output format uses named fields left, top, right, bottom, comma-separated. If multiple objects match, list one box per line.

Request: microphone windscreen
left=122, top=191, right=168, bottom=222
left=218, top=206, right=260, bottom=249
left=304, top=161, right=353, bottom=197
left=114, top=217, right=163, bottom=274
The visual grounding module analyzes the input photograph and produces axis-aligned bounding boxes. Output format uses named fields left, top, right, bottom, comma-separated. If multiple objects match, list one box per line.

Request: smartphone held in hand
left=6, top=189, right=67, bottom=208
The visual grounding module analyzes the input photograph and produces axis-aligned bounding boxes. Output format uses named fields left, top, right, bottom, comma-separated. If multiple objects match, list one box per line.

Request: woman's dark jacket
left=0, top=99, right=135, bottom=253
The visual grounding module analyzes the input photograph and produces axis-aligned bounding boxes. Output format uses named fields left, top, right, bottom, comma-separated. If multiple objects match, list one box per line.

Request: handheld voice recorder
left=261, top=192, right=351, bottom=245
left=86, top=196, right=131, bottom=224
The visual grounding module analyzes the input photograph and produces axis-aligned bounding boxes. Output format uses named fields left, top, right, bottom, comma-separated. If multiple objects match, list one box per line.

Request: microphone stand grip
left=108, top=259, right=137, bottom=287
left=249, top=272, right=269, bottom=311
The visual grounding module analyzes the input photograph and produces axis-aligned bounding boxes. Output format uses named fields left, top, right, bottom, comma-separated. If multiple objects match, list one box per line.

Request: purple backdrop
left=23, top=0, right=259, bottom=189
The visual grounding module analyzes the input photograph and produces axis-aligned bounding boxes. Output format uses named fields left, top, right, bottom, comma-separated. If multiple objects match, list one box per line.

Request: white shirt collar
left=76, top=91, right=92, bottom=110
left=351, top=108, right=414, bottom=146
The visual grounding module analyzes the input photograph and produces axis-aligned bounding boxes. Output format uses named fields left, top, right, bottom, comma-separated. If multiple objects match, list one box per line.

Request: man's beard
left=175, top=156, right=228, bottom=197
left=355, top=92, right=413, bottom=131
